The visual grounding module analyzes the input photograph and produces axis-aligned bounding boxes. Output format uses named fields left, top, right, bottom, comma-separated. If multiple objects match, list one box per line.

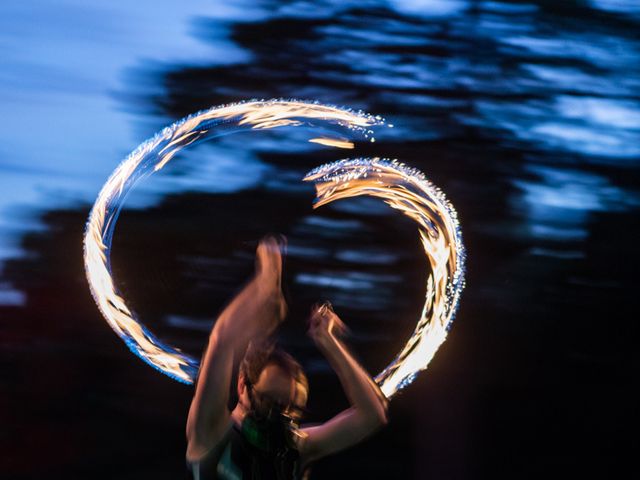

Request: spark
left=84, top=100, right=465, bottom=399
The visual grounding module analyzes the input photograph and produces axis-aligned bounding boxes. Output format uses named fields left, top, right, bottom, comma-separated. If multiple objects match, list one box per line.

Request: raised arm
left=299, top=303, right=389, bottom=467
left=186, top=237, right=286, bottom=460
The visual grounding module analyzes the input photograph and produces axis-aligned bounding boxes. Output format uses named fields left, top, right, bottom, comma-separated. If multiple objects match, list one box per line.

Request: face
left=241, top=363, right=308, bottom=421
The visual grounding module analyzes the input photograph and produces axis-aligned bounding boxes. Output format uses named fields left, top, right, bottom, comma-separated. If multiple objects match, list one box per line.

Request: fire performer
left=186, top=235, right=389, bottom=479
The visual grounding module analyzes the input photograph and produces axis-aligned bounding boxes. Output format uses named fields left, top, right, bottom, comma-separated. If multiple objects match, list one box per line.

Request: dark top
left=186, top=421, right=310, bottom=480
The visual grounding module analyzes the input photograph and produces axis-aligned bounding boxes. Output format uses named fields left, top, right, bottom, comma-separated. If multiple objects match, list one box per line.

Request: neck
left=231, top=403, right=247, bottom=426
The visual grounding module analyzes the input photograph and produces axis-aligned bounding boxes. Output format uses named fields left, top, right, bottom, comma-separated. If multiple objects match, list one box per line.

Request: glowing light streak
left=308, top=137, right=355, bottom=149
left=84, top=100, right=465, bottom=399
left=84, top=100, right=383, bottom=384
left=304, top=158, right=466, bottom=398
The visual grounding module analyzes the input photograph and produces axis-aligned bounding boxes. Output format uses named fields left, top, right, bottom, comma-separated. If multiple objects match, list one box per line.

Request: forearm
left=188, top=275, right=275, bottom=438
left=319, top=337, right=388, bottom=423
left=187, top=334, right=234, bottom=436
left=211, top=274, right=271, bottom=349
left=299, top=310, right=389, bottom=464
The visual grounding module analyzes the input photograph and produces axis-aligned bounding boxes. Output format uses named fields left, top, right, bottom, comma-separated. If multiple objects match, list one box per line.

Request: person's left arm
left=298, top=305, right=389, bottom=467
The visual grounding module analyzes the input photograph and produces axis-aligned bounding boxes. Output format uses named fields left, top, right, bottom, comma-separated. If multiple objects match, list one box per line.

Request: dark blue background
left=1, top=1, right=638, bottom=478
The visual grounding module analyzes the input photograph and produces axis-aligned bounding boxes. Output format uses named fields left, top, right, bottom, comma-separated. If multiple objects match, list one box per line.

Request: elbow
left=364, top=410, right=388, bottom=433
left=361, top=390, right=388, bottom=429
left=186, top=415, right=198, bottom=443
left=377, top=406, right=389, bottom=427
left=373, top=384, right=389, bottom=427
left=366, top=403, right=388, bottom=429
left=376, top=394, right=389, bottom=426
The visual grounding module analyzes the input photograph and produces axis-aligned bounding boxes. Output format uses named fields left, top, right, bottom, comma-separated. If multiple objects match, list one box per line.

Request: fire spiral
left=83, top=99, right=465, bottom=398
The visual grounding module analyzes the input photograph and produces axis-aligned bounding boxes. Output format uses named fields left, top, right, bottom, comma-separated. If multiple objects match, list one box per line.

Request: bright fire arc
left=83, top=99, right=466, bottom=399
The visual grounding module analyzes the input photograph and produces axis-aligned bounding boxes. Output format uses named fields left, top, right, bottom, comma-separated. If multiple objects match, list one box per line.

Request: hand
left=255, top=234, right=288, bottom=320
left=255, top=234, right=286, bottom=282
left=307, top=301, right=348, bottom=348
left=216, top=235, right=287, bottom=343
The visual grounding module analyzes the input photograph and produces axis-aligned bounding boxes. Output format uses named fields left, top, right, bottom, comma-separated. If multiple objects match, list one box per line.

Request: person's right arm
left=185, top=273, right=281, bottom=460
left=185, top=320, right=239, bottom=460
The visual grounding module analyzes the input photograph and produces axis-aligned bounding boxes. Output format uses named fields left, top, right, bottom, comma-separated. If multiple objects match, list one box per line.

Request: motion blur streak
left=308, top=137, right=355, bottom=149
left=83, top=100, right=384, bottom=384
left=305, top=158, right=466, bottom=399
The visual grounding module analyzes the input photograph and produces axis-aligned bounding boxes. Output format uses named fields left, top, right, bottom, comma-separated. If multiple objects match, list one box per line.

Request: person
left=186, top=234, right=389, bottom=479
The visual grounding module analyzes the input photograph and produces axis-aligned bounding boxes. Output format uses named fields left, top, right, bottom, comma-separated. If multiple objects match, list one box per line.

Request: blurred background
left=1, top=1, right=638, bottom=478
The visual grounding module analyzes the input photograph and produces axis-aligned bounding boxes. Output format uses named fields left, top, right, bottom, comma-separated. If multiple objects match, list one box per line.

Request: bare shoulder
left=292, top=426, right=314, bottom=470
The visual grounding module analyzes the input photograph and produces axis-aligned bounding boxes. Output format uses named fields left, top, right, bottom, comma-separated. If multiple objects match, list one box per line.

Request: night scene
left=1, top=1, right=638, bottom=479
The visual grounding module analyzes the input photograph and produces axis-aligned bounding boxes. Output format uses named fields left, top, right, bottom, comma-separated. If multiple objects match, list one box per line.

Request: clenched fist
left=307, top=301, right=348, bottom=349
